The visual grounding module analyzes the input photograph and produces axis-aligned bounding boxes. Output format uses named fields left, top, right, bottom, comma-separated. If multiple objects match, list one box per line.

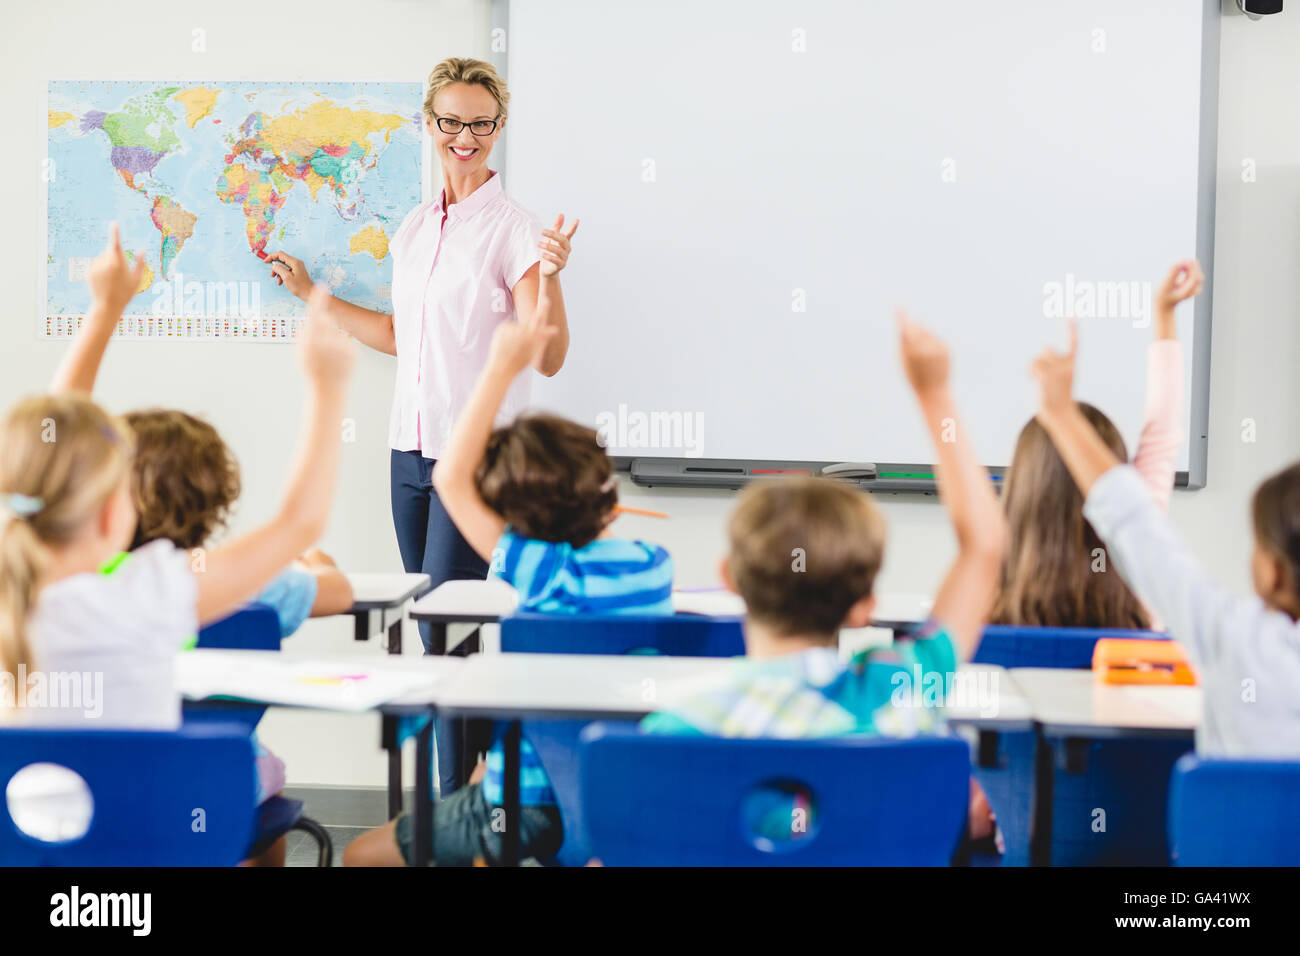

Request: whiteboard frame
left=495, top=0, right=1220, bottom=491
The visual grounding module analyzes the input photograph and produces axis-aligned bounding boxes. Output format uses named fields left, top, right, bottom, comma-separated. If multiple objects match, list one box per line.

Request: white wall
left=1, top=0, right=1296, bottom=787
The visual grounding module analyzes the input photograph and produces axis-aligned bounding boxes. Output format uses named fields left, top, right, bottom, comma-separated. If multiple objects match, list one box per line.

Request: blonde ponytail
left=0, top=512, right=48, bottom=681
left=0, top=395, right=132, bottom=693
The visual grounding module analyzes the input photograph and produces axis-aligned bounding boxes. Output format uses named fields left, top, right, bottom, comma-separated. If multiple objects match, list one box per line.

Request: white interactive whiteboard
left=499, top=0, right=1218, bottom=487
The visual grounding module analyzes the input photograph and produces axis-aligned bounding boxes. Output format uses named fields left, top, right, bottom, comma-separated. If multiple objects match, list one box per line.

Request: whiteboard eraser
left=821, top=462, right=878, bottom=480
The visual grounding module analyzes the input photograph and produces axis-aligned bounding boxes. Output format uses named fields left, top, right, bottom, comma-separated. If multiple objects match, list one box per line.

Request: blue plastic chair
left=196, top=602, right=282, bottom=651
left=1168, top=755, right=1300, bottom=865
left=972, top=626, right=1167, bottom=670
left=0, top=726, right=257, bottom=866
left=185, top=604, right=281, bottom=735
left=499, top=612, right=745, bottom=866
left=500, top=611, right=745, bottom=656
left=187, top=603, right=333, bottom=865
left=580, top=723, right=970, bottom=865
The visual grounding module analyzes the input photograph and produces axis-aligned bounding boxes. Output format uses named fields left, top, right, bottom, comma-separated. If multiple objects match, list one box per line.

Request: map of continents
left=46, top=81, right=422, bottom=335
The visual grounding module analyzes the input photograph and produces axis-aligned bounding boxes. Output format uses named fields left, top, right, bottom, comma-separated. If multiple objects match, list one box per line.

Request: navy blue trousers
left=390, top=449, right=489, bottom=796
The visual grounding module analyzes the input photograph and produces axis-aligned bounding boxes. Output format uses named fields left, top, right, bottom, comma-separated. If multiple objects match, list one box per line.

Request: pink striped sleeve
left=1131, top=340, right=1183, bottom=514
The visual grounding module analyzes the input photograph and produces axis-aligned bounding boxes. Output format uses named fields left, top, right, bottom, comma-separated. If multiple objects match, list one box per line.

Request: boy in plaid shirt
left=643, top=313, right=1008, bottom=843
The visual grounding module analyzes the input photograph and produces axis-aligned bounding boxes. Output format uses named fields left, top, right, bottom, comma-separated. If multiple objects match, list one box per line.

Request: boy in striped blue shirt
left=345, top=302, right=673, bottom=866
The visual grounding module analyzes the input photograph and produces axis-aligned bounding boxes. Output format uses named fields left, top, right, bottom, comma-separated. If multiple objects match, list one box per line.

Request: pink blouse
left=387, top=172, right=541, bottom=457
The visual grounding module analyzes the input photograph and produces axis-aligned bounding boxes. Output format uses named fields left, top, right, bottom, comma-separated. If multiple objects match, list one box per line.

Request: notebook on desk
left=176, top=651, right=451, bottom=712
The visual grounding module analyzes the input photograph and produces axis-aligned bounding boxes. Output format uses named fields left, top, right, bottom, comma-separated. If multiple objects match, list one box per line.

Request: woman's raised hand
left=538, top=214, right=580, bottom=277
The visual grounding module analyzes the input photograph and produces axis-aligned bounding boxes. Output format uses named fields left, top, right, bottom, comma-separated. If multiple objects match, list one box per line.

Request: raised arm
left=266, top=251, right=396, bottom=356
left=512, top=214, right=579, bottom=377
left=897, top=311, right=1006, bottom=659
left=194, top=287, right=357, bottom=624
left=50, top=224, right=145, bottom=394
left=1032, top=322, right=1247, bottom=664
left=1133, top=259, right=1201, bottom=509
left=1030, top=321, right=1122, bottom=497
left=432, top=302, right=559, bottom=562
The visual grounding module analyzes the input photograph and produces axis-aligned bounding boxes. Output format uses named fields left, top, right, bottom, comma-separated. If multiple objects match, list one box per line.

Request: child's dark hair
left=124, top=409, right=241, bottom=550
left=475, top=414, right=616, bottom=548
left=1252, top=461, right=1300, bottom=598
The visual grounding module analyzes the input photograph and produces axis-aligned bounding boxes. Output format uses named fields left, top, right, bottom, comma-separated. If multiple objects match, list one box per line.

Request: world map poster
left=44, top=80, right=424, bottom=341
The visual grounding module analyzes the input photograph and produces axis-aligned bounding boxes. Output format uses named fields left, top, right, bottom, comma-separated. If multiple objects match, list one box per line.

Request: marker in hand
left=263, top=250, right=308, bottom=294
left=251, top=247, right=283, bottom=286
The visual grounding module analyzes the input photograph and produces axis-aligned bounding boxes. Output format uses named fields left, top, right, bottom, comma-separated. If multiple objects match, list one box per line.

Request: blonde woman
left=267, top=57, right=577, bottom=650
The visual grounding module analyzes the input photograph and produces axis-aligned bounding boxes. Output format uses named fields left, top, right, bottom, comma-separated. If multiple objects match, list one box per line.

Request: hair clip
left=2, top=493, right=44, bottom=518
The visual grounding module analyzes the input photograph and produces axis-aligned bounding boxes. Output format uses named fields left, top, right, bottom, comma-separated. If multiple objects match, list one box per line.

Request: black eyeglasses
left=435, top=115, right=499, bottom=136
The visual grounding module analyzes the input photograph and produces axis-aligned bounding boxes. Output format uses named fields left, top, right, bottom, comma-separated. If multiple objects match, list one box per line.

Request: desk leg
left=502, top=720, right=521, bottom=867
left=353, top=612, right=369, bottom=643
left=386, top=614, right=402, bottom=656
left=1029, top=733, right=1055, bottom=867
left=428, top=621, right=448, bottom=656
left=412, top=715, right=435, bottom=867
left=451, top=626, right=481, bottom=658
left=381, top=715, right=402, bottom=821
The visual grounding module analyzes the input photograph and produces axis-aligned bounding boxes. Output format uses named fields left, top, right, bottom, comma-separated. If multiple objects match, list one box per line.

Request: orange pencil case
left=1092, top=638, right=1198, bottom=685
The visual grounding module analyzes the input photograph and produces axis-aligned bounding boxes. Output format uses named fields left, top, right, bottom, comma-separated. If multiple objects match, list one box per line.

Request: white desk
left=177, top=648, right=460, bottom=713
left=177, top=648, right=460, bottom=867
left=408, top=578, right=519, bottom=654
left=346, top=572, right=432, bottom=654
left=435, top=652, right=737, bottom=721
left=407, top=581, right=745, bottom=655
left=409, top=579, right=933, bottom=656
left=1009, top=668, right=1201, bottom=738
left=942, top=664, right=1034, bottom=730
left=1009, top=667, right=1200, bottom=868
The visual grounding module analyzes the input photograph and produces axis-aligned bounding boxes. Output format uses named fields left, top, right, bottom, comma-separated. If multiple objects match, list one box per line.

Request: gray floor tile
left=285, top=823, right=372, bottom=868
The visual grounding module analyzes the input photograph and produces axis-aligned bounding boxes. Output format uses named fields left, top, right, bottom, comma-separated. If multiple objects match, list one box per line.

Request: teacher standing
left=267, top=58, right=578, bottom=657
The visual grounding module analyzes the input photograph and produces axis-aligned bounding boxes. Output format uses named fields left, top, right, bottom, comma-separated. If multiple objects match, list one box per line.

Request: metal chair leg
left=291, top=815, right=335, bottom=867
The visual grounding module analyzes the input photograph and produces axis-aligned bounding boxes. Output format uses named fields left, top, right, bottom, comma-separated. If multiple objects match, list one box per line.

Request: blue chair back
left=185, top=604, right=281, bottom=734
left=973, top=625, right=1167, bottom=669
left=580, top=724, right=970, bottom=865
left=197, top=603, right=282, bottom=651
left=500, top=611, right=744, bottom=866
left=0, top=727, right=257, bottom=865
left=500, top=611, right=745, bottom=656
left=1169, top=755, right=1300, bottom=865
